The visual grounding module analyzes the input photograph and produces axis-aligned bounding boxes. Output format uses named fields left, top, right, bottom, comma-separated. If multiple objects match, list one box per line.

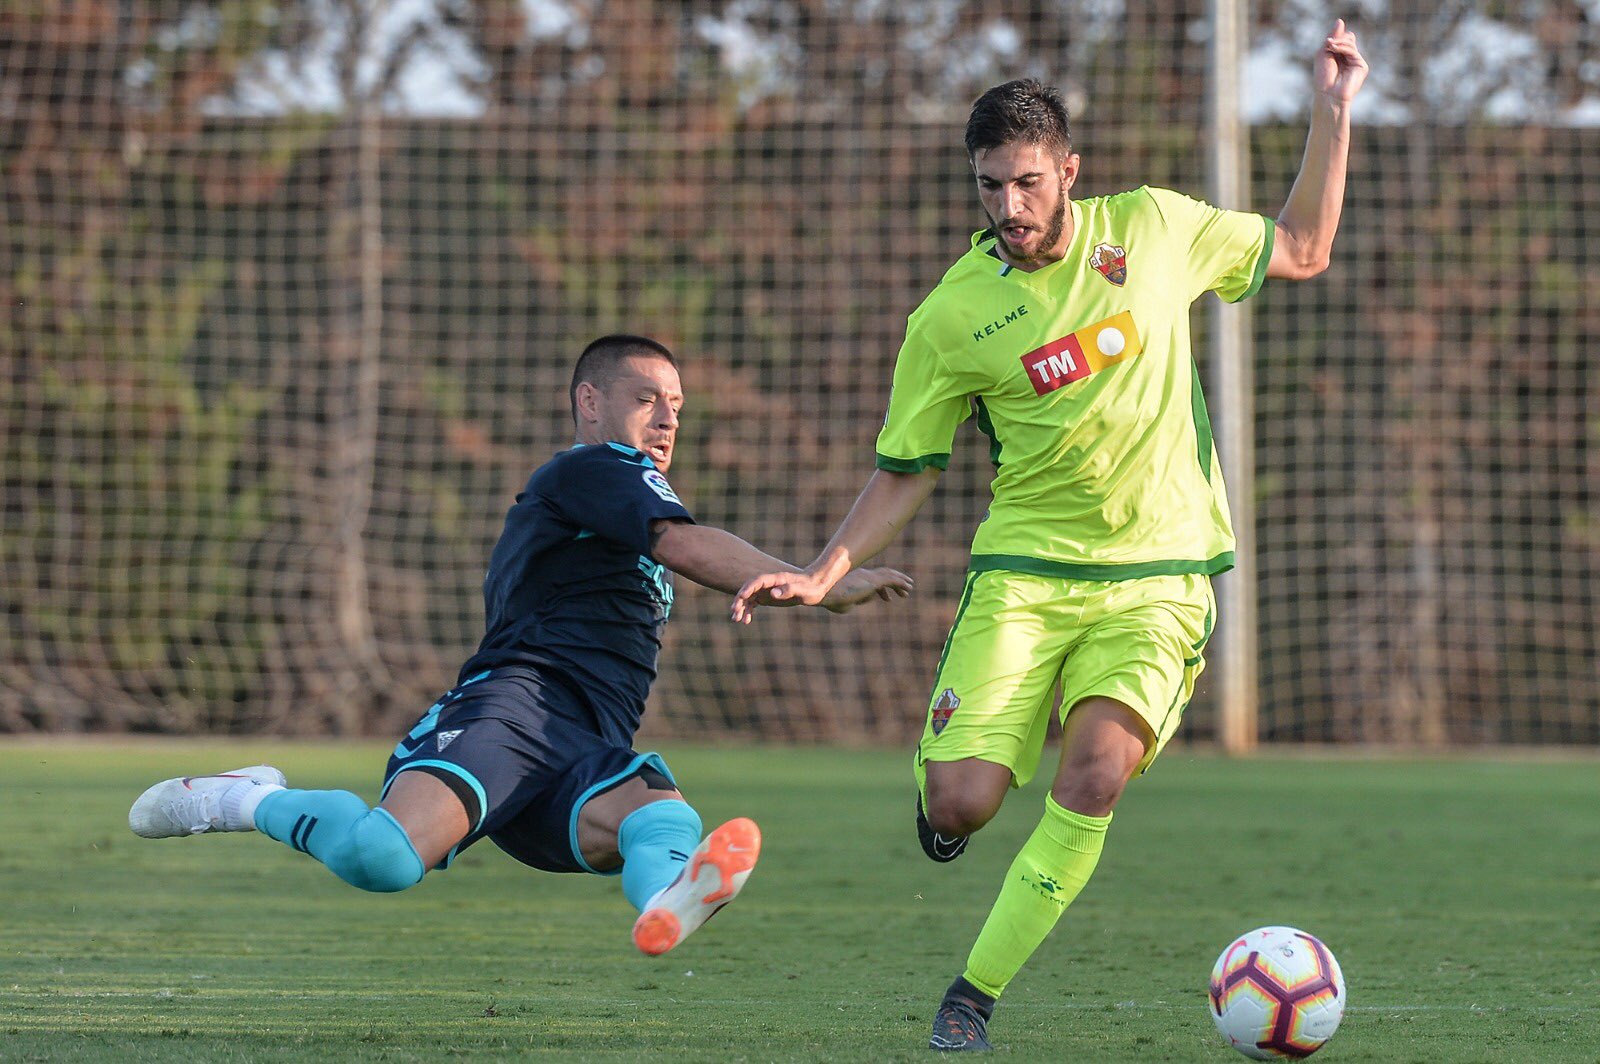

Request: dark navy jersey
left=460, top=443, right=694, bottom=734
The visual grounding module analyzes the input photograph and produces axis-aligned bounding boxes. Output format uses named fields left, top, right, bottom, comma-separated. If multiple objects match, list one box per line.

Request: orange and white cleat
left=631, top=817, right=761, bottom=956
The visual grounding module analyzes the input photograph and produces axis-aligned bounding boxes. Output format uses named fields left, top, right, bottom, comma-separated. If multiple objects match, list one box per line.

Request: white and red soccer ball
left=1208, top=926, right=1345, bottom=1059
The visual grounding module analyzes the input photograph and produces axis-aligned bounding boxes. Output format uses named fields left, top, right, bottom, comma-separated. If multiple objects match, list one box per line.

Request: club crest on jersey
left=1090, top=242, right=1127, bottom=286
left=930, top=688, right=960, bottom=735
left=437, top=729, right=463, bottom=752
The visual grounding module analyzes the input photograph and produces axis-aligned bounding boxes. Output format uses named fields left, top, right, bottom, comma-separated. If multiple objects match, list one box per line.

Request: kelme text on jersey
left=971, top=304, right=1029, bottom=343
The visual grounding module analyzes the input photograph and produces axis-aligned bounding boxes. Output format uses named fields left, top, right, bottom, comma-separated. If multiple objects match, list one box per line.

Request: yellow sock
left=962, top=794, right=1110, bottom=998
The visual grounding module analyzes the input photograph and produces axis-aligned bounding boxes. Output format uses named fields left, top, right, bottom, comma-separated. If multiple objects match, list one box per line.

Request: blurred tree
left=4, top=1, right=1594, bottom=743
left=0, top=2, right=288, bottom=729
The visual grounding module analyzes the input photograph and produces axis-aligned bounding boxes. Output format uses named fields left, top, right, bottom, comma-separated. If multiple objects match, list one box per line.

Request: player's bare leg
left=128, top=761, right=470, bottom=894
left=378, top=771, right=471, bottom=870
left=918, top=757, right=1011, bottom=863
left=1049, top=699, right=1148, bottom=815
left=931, top=700, right=1146, bottom=1051
left=574, top=775, right=680, bottom=872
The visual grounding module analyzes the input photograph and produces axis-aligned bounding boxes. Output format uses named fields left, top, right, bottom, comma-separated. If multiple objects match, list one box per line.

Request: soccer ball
left=1208, top=926, right=1345, bottom=1059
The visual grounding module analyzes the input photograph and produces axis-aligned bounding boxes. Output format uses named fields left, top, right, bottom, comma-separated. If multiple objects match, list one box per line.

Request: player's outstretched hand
left=731, top=569, right=835, bottom=623
left=1316, top=19, right=1368, bottom=104
left=730, top=566, right=913, bottom=622
left=820, top=567, right=914, bottom=615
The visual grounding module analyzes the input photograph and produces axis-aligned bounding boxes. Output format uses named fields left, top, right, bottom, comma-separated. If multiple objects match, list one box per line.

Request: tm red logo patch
left=1018, top=312, right=1142, bottom=396
left=1020, top=336, right=1090, bottom=395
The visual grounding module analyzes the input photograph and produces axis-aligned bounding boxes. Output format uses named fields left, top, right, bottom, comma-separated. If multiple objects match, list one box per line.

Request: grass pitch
left=2, top=742, right=1597, bottom=1062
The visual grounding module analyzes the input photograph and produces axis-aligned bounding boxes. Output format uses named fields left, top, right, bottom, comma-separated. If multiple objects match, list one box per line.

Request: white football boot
left=128, top=765, right=287, bottom=839
left=632, top=817, right=761, bottom=956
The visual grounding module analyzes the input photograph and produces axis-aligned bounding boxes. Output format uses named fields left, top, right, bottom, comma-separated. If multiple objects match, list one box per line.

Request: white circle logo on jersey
left=1097, top=327, right=1126, bottom=357
left=643, top=470, right=681, bottom=504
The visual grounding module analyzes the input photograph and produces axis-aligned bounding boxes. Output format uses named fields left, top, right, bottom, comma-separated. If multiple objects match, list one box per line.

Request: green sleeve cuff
left=1232, top=215, right=1275, bottom=303
left=875, top=452, right=950, bottom=473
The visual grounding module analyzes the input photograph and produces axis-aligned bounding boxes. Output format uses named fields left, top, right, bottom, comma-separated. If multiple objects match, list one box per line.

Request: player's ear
left=1060, top=151, right=1080, bottom=192
left=574, top=380, right=602, bottom=424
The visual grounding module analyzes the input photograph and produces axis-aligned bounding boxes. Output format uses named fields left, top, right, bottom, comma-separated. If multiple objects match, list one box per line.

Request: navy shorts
left=381, top=666, right=675, bottom=874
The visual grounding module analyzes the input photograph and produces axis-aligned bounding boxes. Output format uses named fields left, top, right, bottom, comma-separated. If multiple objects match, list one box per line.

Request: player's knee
left=923, top=758, right=1012, bottom=836
left=1050, top=765, right=1131, bottom=817
left=924, top=788, right=1001, bottom=837
left=326, top=809, right=426, bottom=894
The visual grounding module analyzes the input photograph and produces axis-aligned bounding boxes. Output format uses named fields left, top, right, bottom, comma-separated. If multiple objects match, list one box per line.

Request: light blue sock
left=617, top=799, right=702, bottom=911
left=255, top=789, right=425, bottom=893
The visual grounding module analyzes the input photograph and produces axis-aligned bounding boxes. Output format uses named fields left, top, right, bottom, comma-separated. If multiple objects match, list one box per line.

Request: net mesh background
left=3, top=2, right=1596, bottom=743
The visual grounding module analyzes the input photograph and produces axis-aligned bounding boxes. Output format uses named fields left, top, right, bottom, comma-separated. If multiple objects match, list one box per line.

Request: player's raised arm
left=730, top=465, right=940, bottom=623
left=1268, top=19, right=1368, bottom=281
left=650, top=518, right=912, bottom=614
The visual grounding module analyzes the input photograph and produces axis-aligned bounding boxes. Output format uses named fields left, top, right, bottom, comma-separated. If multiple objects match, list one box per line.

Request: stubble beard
left=991, top=183, right=1069, bottom=268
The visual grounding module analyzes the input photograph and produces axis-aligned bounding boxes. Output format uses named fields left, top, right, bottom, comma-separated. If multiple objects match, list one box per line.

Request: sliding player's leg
left=243, top=671, right=494, bottom=892
left=244, top=679, right=534, bottom=893
left=128, top=765, right=288, bottom=839
left=576, top=772, right=703, bottom=912
left=128, top=671, right=538, bottom=894
left=248, top=770, right=446, bottom=893
left=127, top=764, right=446, bottom=894
left=582, top=771, right=761, bottom=957
left=489, top=749, right=760, bottom=957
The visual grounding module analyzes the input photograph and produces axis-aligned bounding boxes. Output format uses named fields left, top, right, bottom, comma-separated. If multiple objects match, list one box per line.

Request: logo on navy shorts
left=930, top=688, right=960, bottom=735
left=437, top=729, right=463, bottom=752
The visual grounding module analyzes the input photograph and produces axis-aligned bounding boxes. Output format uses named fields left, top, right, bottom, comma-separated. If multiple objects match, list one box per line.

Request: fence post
left=1208, top=0, right=1259, bottom=753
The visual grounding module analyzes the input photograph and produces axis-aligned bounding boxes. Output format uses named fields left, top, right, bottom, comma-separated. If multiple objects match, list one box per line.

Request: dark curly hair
left=965, top=79, right=1073, bottom=160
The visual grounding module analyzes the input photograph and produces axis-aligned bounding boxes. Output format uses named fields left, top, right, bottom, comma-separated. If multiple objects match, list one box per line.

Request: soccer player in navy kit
left=130, top=335, right=911, bottom=956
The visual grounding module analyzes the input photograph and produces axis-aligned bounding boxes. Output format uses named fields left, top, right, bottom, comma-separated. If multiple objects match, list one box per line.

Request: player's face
left=581, top=355, right=684, bottom=473
left=973, top=140, right=1081, bottom=268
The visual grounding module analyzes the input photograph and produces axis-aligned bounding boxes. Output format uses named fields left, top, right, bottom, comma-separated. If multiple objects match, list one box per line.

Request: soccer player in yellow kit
left=732, top=21, right=1369, bottom=1053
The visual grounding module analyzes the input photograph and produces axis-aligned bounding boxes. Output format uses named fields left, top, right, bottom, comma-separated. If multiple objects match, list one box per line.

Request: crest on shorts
left=930, top=688, right=960, bottom=735
left=1090, top=242, right=1127, bottom=286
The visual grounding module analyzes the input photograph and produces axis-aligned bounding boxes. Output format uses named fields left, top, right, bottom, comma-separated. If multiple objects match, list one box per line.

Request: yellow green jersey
left=875, top=185, right=1274, bottom=580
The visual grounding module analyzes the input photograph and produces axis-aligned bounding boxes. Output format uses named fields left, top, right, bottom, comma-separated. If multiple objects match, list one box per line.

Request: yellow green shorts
left=916, top=570, right=1214, bottom=790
